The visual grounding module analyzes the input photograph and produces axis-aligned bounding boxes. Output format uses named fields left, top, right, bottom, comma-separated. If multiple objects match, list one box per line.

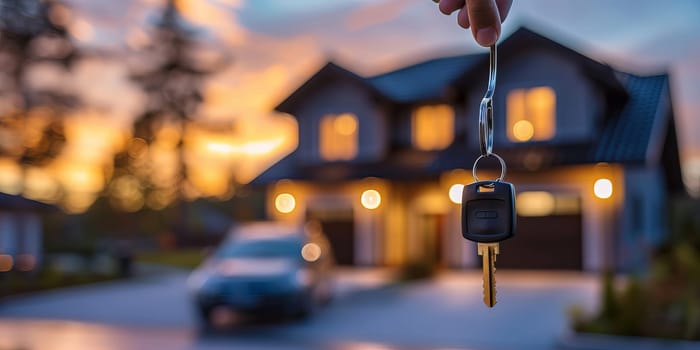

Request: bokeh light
left=301, top=243, right=322, bottom=262
left=275, top=193, right=296, bottom=213
left=594, top=178, right=613, bottom=199
left=361, top=189, right=381, bottom=210
left=448, top=184, right=464, bottom=204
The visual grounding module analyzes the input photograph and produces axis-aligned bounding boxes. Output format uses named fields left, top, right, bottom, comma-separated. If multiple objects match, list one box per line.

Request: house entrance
left=307, top=207, right=355, bottom=266
left=418, top=213, right=446, bottom=266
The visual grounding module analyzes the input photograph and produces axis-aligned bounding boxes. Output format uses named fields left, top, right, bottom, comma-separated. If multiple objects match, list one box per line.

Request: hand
left=434, top=0, right=513, bottom=47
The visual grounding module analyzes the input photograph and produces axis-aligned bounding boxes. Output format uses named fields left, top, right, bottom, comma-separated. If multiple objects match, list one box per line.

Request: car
left=187, top=221, right=334, bottom=328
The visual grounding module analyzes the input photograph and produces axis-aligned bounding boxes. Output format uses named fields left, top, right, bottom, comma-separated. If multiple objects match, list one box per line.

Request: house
left=0, top=193, right=52, bottom=272
left=253, top=27, right=684, bottom=272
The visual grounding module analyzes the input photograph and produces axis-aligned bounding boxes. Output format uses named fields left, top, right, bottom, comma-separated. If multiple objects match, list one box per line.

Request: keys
left=477, top=243, right=499, bottom=307
left=462, top=180, right=516, bottom=308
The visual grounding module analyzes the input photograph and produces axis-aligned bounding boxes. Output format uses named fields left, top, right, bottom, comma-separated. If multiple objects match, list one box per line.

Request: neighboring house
left=253, top=27, right=684, bottom=272
left=0, top=193, right=52, bottom=272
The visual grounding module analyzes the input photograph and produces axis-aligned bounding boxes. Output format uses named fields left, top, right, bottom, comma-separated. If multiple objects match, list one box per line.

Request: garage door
left=497, top=193, right=583, bottom=270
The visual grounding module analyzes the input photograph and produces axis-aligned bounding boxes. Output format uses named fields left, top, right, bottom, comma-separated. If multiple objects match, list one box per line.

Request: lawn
left=135, top=249, right=207, bottom=270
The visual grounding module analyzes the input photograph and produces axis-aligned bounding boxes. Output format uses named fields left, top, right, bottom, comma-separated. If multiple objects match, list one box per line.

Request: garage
left=497, top=192, right=583, bottom=270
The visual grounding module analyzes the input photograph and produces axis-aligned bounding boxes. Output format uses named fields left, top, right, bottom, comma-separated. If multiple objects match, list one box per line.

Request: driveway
left=0, top=269, right=599, bottom=350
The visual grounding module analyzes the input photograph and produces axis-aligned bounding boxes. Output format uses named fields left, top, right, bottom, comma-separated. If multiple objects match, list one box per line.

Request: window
left=319, top=113, right=358, bottom=161
left=507, top=86, right=556, bottom=142
left=412, top=104, right=454, bottom=150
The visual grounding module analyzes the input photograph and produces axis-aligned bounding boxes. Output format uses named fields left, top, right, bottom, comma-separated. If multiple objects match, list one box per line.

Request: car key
left=462, top=180, right=516, bottom=307
left=461, top=44, right=517, bottom=308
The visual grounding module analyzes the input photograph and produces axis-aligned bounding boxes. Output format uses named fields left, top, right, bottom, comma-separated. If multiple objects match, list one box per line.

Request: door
left=307, top=208, right=355, bottom=265
left=419, top=213, right=446, bottom=267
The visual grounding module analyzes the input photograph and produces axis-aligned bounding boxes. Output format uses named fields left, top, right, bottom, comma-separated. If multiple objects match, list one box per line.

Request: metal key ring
left=479, top=45, right=497, bottom=156
left=472, top=152, right=507, bottom=183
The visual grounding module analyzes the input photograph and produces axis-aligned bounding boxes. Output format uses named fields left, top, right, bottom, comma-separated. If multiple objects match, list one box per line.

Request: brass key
left=477, top=242, right=499, bottom=307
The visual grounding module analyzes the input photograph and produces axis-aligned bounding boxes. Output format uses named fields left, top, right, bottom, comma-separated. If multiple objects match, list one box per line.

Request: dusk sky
left=65, top=0, right=700, bottom=192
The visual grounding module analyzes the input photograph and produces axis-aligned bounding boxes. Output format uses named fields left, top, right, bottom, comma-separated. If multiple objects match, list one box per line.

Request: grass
left=135, top=249, right=207, bottom=270
left=0, top=269, right=122, bottom=298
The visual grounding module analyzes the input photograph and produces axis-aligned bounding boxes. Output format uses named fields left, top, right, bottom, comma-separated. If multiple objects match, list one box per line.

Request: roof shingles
left=593, top=74, right=667, bottom=163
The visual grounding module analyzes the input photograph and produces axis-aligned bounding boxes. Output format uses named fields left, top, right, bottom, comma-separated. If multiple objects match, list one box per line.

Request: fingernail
left=476, top=27, right=498, bottom=46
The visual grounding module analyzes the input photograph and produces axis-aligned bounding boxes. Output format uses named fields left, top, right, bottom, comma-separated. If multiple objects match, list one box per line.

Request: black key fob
left=461, top=181, right=516, bottom=243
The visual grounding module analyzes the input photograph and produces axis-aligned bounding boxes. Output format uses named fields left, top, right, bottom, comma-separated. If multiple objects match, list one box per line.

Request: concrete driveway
left=0, top=269, right=599, bottom=350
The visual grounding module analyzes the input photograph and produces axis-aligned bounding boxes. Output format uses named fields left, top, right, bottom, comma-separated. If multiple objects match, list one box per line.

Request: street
left=0, top=270, right=598, bottom=350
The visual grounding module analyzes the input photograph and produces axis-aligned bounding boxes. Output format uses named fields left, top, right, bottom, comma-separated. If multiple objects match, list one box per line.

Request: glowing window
left=507, top=87, right=556, bottom=142
left=320, top=113, right=358, bottom=161
left=412, top=104, right=454, bottom=151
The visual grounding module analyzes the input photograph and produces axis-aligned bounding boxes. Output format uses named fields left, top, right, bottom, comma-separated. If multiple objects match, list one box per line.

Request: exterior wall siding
left=466, top=49, right=603, bottom=150
left=291, top=80, right=387, bottom=164
left=619, top=166, right=667, bottom=272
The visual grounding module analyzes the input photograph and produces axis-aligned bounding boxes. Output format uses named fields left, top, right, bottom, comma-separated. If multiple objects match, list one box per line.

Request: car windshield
left=215, top=239, right=302, bottom=259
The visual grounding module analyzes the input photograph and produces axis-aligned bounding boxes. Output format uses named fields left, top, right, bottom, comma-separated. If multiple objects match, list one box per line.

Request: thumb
left=467, top=0, right=502, bottom=46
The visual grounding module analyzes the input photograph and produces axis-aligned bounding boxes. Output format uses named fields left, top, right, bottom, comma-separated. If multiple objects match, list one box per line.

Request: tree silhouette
left=0, top=0, right=77, bottom=167
left=110, top=0, right=228, bottom=225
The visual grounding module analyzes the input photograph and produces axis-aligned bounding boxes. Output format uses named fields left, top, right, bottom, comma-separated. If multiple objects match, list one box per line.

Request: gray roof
left=367, top=55, right=483, bottom=103
left=594, top=74, right=668, bottom=162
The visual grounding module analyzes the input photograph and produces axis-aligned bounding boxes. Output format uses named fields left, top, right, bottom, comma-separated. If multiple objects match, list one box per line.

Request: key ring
left=472, top=152, right=507, bottom=183
left=479, top=45, right=497, bottom=156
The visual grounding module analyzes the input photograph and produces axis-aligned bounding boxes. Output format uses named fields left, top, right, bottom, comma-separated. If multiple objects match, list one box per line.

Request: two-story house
left=253, top=27, right=684, bottom=272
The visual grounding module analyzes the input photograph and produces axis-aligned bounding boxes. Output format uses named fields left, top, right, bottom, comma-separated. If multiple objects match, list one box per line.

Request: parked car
left=187, top=221, right=334, bottom=327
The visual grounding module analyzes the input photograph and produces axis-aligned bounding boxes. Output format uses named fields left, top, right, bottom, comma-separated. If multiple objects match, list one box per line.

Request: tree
left=0, top=0, right=78, bottom=183
left=109, top=0, right=228, bottom=229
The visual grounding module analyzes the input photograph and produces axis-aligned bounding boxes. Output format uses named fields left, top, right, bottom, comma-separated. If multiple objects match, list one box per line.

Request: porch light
left=0, top=254, right=13, bottom=272
left=448, top=184, right=464, bottom=204
left=275, top=193, right=296, bottom=213
left=594, top=178, right=613, bottom=199
left=361, top=189, right=381, bottom=210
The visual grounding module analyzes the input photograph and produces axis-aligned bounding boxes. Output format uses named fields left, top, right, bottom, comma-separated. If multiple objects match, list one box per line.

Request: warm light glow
left=275, top=193, right=296, bottom=213
left=334, top=113, right=358, bottom=136
left=516, top=191, right=556, bottom=216
left=512, top=120, right=535, bottom=142
left=361, top=189, right=381, bottom=210
left=507, top=87, right=556, bottom=142
left=24, top=167, right=60, bottom=202
left=206, top=141, right=236, bottom=154
left=448, top=184, right=464, bottom=204
left=320, top=113, right=358, bottom=161
left=0, top=254, right=13, bottom=272
left=594, top=178, right=613, bottom=199
left=0, top=158, right=22, bottom=195
left=301, top=243, right=322, bottom=262
left=412, top=104, right=454, bottom=151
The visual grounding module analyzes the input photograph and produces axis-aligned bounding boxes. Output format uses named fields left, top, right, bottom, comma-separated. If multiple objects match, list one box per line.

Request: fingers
left=438, top=0, right=465, bottom=15
left=466, top=0, right=502, bottom=46
left=457, top=7, right=470, bottom=29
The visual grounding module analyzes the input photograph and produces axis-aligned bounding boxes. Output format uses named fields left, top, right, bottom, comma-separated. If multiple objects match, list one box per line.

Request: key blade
left=477, top=243, right=499, bottom=308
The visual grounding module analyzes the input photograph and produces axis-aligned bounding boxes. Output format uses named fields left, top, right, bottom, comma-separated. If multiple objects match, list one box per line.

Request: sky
left=65, top=0, right=700, bottom=193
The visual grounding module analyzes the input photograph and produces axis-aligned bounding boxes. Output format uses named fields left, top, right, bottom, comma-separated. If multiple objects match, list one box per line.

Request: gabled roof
left=276, top=62, right=391, bottom=114
left=367, top=54, right=483, bottom=103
